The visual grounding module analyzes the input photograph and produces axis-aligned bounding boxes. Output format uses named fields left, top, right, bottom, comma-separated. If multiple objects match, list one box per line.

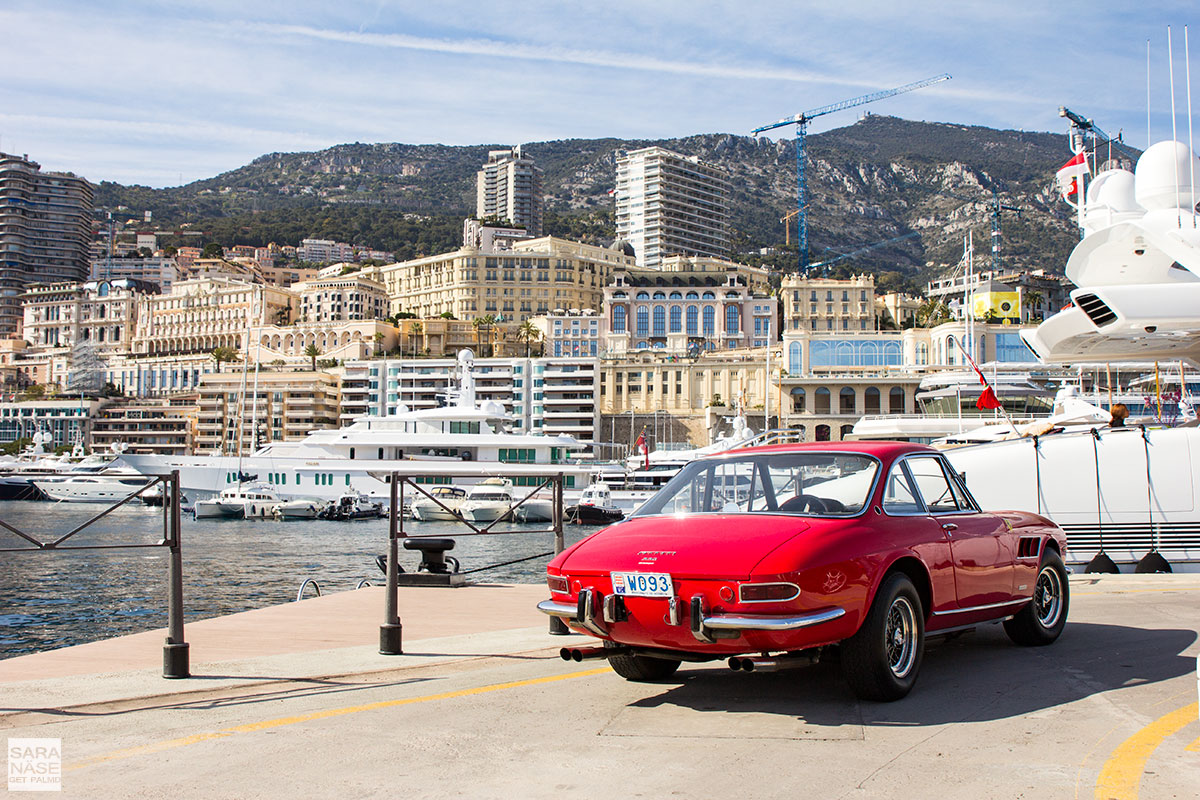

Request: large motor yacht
left=947, top=133, right=1200, bottom=570
left=118, top=350, right=590, bottom=501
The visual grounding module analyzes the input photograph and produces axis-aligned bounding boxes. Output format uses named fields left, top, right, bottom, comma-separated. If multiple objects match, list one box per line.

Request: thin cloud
left=241, top=22, right=877, bottom=88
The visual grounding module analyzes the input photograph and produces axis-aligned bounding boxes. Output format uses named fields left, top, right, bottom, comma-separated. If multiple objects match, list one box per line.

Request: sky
left=3, top=1, right=1197, bottom=187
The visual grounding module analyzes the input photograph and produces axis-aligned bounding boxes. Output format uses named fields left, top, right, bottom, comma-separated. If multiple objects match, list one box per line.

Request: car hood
left=558, top=514, right=810, bottom=579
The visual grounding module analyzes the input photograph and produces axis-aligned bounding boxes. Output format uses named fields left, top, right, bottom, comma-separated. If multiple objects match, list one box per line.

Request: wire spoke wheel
left=1033, top=565, right=1063, bottom=628
left=885, top=596, right=918, bottom=679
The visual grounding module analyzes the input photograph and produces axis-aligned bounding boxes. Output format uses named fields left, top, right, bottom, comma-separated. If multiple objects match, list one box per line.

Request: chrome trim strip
left=702, top=606, right=845, bottom=631
left=931, top=598, right=1030, bottom=617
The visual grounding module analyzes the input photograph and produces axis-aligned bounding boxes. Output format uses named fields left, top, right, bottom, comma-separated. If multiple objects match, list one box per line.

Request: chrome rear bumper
left=538, top=595, right=845, bottom=641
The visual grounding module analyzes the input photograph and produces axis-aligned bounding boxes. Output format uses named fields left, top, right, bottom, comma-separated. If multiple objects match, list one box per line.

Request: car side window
left=942, top=461, right=977, bottom=512
left=882, top=461, right=922, bottom=514
left=906, top=457, right=961, bottom=514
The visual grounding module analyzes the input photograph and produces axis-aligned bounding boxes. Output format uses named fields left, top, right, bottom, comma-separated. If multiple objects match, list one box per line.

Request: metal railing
left=379, top=469, right=569, bottom=655
left=0, top=471, right=189, bottom=678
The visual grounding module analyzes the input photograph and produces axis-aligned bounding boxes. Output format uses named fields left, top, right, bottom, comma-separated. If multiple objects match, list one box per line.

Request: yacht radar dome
left=1134, top=141, right=1200, bottom=211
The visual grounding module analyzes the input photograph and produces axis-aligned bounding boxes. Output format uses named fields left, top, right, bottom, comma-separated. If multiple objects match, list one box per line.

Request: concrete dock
left=2, top=575, right=1198, bottom=799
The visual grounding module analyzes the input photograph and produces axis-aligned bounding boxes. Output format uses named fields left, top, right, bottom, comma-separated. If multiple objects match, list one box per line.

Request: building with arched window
left=601, top=257, right=773, bottom=356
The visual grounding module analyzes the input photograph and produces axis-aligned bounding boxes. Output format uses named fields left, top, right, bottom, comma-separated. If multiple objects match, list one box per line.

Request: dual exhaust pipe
left=559, top=646, right=627, bottom=662
left=727, top=654, right=816, bottom=673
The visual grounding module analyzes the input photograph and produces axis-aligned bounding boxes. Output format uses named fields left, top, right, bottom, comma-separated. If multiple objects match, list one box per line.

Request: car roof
left=706, top=440, right=938, bottom=461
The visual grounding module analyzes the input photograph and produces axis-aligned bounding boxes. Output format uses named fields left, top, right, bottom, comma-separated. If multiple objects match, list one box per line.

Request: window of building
left=814, top=387, right=831, bottom=414
left=791, top=386, right=806, bottom=413
left=612, top=305, right=626, bottom=333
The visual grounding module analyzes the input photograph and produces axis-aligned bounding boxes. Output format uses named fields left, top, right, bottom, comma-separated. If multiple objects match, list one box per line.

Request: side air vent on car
left=1075, top=293, right=1118, bottom=327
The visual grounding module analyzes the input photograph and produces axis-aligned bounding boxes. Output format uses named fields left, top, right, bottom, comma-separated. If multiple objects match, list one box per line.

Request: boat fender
left=460, top=451, right=473, bottom=461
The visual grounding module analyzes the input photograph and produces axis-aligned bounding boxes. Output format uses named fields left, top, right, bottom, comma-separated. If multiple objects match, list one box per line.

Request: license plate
left=611, top=572, right=673, bottom=598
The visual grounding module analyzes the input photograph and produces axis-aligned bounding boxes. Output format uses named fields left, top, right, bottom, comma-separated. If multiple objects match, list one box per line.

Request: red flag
left=1056, top=151, right=1089, bottom=197
left=634, top=431, right=649, bottom=470
left=952, top=335, right=1003, bottom=411
left=976, top=386, right=1002, bottom=410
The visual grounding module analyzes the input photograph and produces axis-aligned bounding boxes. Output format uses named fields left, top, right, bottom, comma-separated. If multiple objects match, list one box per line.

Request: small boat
left=511, top=491, right=556, bottom=523
left=566, top=481, right=625, bottom=525
left=460, top=477, right=516, bottom=523
left=318, top=492, right=384, bottom=521
left=139, top=483, right=190, bottom=507
left=272, top=498, right=324, bottom=520
left=411, top=485, right=468, bottom=521
left=194, top=483, right=281, bottom=520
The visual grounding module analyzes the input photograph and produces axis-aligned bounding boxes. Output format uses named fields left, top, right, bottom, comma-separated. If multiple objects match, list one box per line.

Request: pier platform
left=2, top=575, right=1199, bottom=799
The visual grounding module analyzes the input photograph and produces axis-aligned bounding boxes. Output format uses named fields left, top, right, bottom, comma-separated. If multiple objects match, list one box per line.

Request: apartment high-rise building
left=476, top=146, right=543, bottom=237
left=0, top=153, right=94, bottom=335
left=614, top=147, right=730, bottom=269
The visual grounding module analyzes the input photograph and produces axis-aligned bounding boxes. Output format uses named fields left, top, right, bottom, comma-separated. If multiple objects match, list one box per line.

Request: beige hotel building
left=379, top=236, right=633, bottom=322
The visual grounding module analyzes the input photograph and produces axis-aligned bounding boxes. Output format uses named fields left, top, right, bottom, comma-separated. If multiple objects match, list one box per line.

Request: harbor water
left=0, top=501, right=594, bottom=659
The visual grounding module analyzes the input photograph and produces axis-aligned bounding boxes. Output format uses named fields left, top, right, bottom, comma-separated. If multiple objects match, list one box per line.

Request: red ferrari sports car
left=539, top=442, right=1069, bottom=701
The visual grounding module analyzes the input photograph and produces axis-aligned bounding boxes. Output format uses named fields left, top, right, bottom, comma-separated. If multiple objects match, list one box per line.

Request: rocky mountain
left=94, top=115, right=1088, bottom=285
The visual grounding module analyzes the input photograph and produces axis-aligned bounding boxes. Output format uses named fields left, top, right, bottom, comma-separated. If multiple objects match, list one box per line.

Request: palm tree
left=304, top=343, right=321, bottom=371
left=211, top=346, right=240, bottom=373
left=517, top=321, right=541, bottom=357
left=916, top=300, right=950, bottom=328
left=410, top=321, right=423, bottom=358
left=1023, top=290, right=1044, bottom=322
left=373, top=331, right=385, bottom=357
left=472, top=314, right=497, bottom=357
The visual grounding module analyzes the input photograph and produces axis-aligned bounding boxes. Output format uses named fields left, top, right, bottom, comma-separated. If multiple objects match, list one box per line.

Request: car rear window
left=632, top=452, right=879, bottom=518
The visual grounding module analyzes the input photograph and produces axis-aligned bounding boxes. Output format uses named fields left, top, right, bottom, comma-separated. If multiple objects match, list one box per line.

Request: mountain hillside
left=94, top=115, right=1089, bottom=284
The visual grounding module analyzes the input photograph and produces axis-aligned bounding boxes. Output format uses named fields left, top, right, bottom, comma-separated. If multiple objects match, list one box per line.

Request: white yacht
left=460, top=477, right=516, bottom=523
left=194, top=483, right=282, bottom=520
left=947, top=133, right=1200, bottom=570
left=0, top=436, right=119, bottom=501
left=117, top=350, right=591, bottom=502
left=34, top=468, right=151, bottom=503
left=410, top=485, right=468, bottom=521
left=272, top=497, right=324, bottom=520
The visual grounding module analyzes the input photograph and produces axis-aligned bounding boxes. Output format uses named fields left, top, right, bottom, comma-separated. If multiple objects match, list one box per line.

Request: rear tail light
left=739, top=582, right=800, bottom=603
left=547, top=574, right=569, bottom=595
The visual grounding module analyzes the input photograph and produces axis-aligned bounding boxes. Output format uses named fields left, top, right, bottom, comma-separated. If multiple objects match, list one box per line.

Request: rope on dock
left=460, top=550, right=556, bottom=575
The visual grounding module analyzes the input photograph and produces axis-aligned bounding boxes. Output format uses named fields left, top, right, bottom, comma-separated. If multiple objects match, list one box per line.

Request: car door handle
left=942, top=523, right=958, bottom=532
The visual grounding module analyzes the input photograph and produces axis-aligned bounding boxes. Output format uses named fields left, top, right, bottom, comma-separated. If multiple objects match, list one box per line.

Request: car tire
left=841, top=572, right=924, bottom=702
left=1004, top=550, right=1069, bottom=646
left=605, top=644, right=681, bottom=681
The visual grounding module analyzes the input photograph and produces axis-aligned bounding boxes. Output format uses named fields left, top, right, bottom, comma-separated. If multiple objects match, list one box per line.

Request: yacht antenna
left=1147, top=39, right=1152, bottom=149
left=1169, top=26, right=1181, bottom=227
left=1186, top=25, right=1196, bottom=228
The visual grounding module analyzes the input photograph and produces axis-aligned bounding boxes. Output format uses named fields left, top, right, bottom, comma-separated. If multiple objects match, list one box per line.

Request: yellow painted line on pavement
left=68, top=666, right=609, bottom=771
left=1187, top=737, right=1200, bottom=753
left=1094, top=702, right=1198, bottom=799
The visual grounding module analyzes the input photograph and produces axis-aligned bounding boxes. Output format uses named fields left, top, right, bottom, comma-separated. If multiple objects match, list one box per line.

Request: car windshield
left=631, top=451, right=879, bottom=518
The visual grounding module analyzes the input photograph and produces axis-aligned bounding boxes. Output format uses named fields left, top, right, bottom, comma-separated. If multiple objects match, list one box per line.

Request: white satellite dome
left=458, top=348, right=476, bottom=365
left=1086, top=168, right=1140, bottom=212
left=482, top=400, right=507, bottom=416
left=1134, top=140, right=1200, bottom=211
left=1083, top=167, right=1144, bottom=234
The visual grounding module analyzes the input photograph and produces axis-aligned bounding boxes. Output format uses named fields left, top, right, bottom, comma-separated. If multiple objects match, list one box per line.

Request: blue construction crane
left=752, top=73, right=951, bottom=273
